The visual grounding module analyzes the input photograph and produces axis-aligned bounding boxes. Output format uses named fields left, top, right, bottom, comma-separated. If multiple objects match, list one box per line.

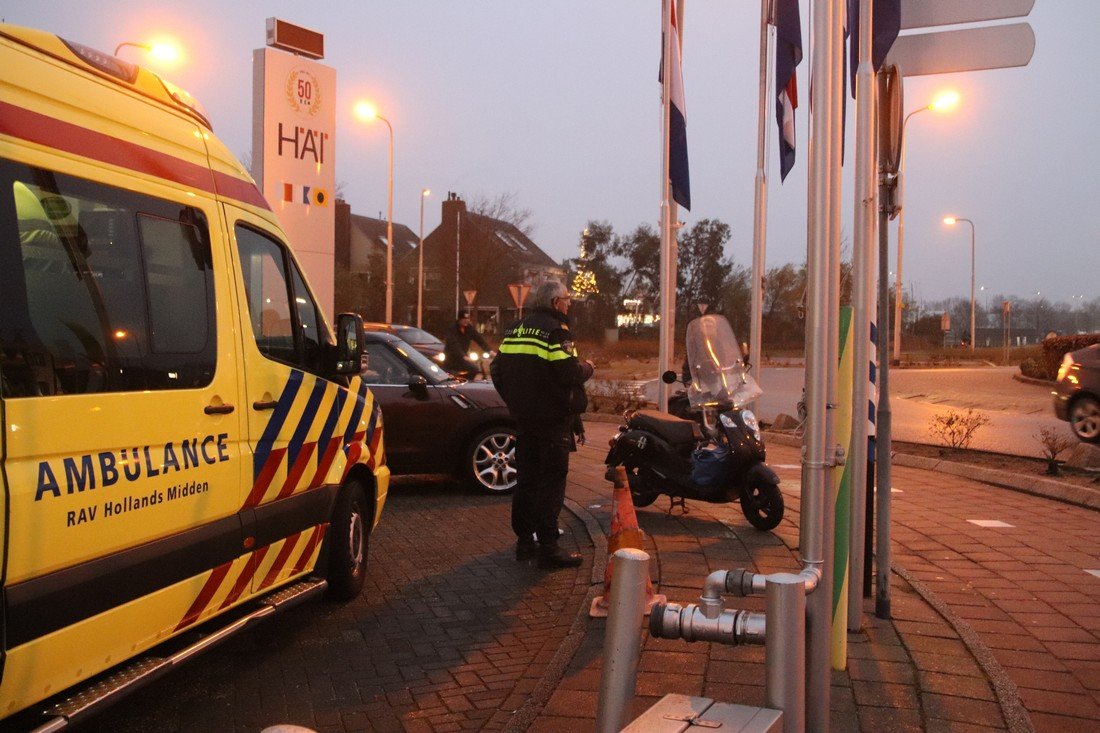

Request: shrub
left=586, top=380, right=648, bottom=415
left=928, top=408, right=990, bottom=450
left=1025, top=333, right=1100, bottom=381
left=1033, top=426, right=1076, bottom=475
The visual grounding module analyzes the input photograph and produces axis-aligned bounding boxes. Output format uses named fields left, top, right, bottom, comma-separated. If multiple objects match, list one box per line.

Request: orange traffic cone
left=589, top=466, right=666, bottom=618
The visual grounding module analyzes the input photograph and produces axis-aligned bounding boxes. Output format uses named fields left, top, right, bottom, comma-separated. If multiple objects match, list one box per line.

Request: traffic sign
left=886, top=23, right=1035, bottom=77
left=463, top=289, right=477, bottom=305
left=507, top=283, right=530, bottom=309
left=900, top=0, right=1034, bottom=30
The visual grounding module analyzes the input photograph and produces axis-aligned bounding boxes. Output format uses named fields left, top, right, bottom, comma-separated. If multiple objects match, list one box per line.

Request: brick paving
left=41, top=419, right=1098, bottom=732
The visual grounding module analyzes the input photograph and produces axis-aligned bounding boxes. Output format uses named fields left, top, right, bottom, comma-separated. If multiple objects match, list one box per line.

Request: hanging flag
left=774, top=0, right=803, bottom=182
left=662, top=1, right=691, bottom=210
left=848, top=0, right=902, bottom=96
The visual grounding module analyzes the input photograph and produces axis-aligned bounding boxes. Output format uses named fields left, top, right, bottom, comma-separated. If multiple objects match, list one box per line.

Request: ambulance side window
left=235, top=224, right=326, bottom=375
left=0, top=161, right=216, bottom=397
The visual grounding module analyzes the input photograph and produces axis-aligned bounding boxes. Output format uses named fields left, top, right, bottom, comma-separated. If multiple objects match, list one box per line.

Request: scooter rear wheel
left=740, top=479, right=784, bottom=530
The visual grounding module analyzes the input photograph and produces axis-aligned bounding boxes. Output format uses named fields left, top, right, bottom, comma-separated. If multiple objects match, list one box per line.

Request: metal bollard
left=595, top=548, right=650, bottom=733
left=766, top=573, right=806, bottom=733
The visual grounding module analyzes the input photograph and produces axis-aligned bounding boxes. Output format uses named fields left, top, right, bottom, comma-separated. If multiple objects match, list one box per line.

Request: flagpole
left=847, top=0, right=877, bottom=634
left=669, top=0, right=684, bottom=395
left=658, top=0, right=674, bottom=413
left=750, top=0, right=774, bottom=388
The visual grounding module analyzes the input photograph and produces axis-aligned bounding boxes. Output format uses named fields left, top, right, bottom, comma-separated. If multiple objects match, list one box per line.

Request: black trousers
left=511, top=420, right=574, bottom=545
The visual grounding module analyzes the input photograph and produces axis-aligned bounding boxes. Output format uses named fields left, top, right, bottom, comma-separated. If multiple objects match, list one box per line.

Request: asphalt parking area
left=57, top=481, right=594, bottom=733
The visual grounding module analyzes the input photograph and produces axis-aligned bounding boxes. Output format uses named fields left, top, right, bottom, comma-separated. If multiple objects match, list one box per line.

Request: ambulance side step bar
left=30, top=577, right=328, bottom=732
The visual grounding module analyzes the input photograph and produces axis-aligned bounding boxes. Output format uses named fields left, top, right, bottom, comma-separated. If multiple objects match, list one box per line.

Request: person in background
left=443, top=310, right=493, bottom=378
left=491, top=280, right=593, bottom=569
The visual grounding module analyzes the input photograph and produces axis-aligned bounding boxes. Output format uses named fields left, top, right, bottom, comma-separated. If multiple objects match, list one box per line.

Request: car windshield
left=389, top=338, right=456, bottom=384
left=392, top=325, right=443, bottom=347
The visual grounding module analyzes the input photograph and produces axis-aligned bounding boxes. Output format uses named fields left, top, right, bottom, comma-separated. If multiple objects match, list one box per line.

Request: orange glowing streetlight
left=354, top=100, right=395, bottom=322
left=892, top=89, right=962, bottom=363
left=114, top=38, right=182, bottom=66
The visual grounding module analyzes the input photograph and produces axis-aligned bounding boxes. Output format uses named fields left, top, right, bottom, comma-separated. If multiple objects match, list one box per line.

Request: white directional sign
left=901, top=0, right=1034, bottom=30
left=886, top=23, right=1035, bottom=77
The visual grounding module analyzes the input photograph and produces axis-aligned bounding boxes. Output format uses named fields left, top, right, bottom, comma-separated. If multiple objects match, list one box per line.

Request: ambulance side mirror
left=332, top=313, right=365, bottom=375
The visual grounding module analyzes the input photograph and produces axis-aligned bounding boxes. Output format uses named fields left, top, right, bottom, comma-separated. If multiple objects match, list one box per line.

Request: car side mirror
left=408, top=374, right=428, bottom=395
left=332, top=313, right=365, bottom=375
left=661, top=370, right=678, bottom=384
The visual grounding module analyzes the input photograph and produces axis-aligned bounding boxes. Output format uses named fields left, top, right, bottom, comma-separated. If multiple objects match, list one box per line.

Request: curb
left=890, top=452, right=1100, bottom=510
left=502, top=496, right=608, bottom=733
left=1012, top=373, right=1054, bottom=387
left=764, top=431, right=1100, bottom=511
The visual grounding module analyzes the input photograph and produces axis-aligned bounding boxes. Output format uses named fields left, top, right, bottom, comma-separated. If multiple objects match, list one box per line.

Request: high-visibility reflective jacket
left=491, top=308, right=593, bottom=426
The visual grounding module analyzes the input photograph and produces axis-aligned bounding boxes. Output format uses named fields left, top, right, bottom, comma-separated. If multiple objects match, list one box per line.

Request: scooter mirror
left=661, top=370, right=678, bottom=384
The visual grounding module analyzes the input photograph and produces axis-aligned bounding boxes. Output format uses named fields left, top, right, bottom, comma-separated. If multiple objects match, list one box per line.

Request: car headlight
left=1057, top=354, right=1075, bottom=383
left=434, top=352, right=446, bottom=362
left=468, top=351, right=479, bottom=361
left=741, top=410, right=762, bottom=441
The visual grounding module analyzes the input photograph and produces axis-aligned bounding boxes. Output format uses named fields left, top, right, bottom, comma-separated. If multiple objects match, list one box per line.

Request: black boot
left=537, top=542, right=582, bottom=569
left=516, top=537, right=539, bottom=561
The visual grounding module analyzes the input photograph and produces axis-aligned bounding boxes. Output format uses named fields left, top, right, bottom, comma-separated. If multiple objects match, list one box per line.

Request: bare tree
left=467, top=192, right=535, bottom=237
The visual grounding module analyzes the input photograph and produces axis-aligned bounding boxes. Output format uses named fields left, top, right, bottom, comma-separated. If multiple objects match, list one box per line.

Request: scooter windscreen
left=684, top=314, right=763, bottom=409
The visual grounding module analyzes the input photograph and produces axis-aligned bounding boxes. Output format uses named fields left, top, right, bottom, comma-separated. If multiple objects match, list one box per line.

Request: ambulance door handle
left=253, top=400, right=278, bottom=411
left=204, top=403, right=235, bottom=415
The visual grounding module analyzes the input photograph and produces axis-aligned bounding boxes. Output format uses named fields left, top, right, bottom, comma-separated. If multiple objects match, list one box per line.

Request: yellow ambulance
left=0, top=24, right=388, bottom=725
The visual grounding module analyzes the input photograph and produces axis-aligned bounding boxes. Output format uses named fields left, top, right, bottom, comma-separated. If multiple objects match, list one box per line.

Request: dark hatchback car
left=362, top=322, right=445, bottom=360
left=361, top=331, right=517, bottom=492
left=1053, top=343, right=1100, bottom=443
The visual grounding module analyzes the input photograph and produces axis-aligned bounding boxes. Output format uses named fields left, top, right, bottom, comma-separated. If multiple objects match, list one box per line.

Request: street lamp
left=417, top=188, right=431, bottom=328
left=353, top=101, right=395, bottom=322
left=893, top=90, right=960, bottom=364
left=943, top=216, right=976, bottom=352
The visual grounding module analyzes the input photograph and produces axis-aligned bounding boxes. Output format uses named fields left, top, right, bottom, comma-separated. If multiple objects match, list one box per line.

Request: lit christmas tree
left=571, top=229, right=599, bottom=300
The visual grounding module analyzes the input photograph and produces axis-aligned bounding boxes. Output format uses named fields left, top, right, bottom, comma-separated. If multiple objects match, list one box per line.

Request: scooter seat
left=628, top=409, right=704, bottom=446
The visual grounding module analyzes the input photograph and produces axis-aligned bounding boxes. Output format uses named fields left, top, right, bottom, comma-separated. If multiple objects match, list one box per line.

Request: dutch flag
left=775, top=0, right=803, bottom=182
left=664, top=1, right=690, bottom=210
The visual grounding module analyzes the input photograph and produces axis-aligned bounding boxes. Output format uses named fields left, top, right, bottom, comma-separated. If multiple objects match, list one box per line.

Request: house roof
left=349, top=214, right=419, bottom=260
left=465, top=212, right=559, bottom=269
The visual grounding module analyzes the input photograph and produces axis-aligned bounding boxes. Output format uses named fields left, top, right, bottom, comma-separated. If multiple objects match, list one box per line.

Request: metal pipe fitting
left=700, top=570, right=729, bottom=618
left=725, top=568, right=767, bottom=597
left=799, top=563, right=823, bottom=594
left=649, top=602, right=766, bottom=646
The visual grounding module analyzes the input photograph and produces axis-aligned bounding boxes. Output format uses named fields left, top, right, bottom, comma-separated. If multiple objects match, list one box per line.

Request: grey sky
left=5, top=1, right=1097, bottom=306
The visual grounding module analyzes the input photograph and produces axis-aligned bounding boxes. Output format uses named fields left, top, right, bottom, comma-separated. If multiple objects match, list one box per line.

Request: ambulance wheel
left=326, top=481, right=370, bottom=600
left=741, top=479, right=784, bottom=531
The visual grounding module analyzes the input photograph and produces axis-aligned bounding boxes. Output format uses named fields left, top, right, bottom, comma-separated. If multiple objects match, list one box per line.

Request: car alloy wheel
left=468, top=427, right=518, bottom=493
left=1069, top=396, right=1100, bottom=443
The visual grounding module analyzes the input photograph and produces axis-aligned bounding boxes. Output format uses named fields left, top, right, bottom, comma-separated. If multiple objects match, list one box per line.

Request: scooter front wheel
left=740, top=479, right=784, bottom=530
left=626, top=467, right=661, bottom=508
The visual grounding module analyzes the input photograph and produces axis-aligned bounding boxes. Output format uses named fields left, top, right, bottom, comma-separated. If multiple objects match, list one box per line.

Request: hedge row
left=1019, top=333, right=1100, bottom=381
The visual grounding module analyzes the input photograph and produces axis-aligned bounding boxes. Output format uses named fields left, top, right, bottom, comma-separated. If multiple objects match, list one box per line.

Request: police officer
left=491, top=280, right=593, bottom=568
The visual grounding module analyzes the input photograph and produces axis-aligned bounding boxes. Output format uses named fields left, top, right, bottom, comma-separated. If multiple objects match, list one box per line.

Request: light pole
left=353, top=101, right=395, bottom=322
left=417, top=188, right=430, bottom=328
left=893, top=90, right=959, bottom=364
left=943, top=216, right=976, bottom=352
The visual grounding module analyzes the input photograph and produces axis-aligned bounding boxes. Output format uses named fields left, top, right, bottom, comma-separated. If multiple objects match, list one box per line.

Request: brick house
left=419, top=193, right=563, bottom=339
